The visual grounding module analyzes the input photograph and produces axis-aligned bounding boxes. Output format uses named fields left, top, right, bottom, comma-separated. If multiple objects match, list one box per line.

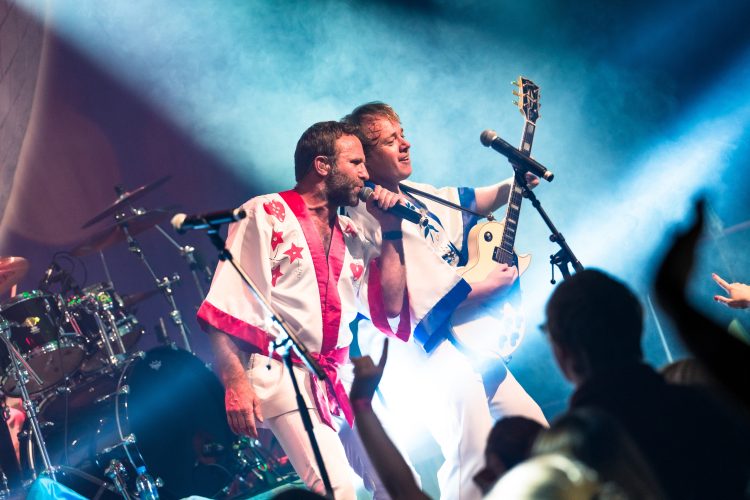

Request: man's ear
left=312, top=156, right=331, bottom=177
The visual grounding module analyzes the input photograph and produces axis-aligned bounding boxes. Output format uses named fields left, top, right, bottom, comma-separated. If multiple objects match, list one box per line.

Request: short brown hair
left=294, top=121, right=361, bottom=182
left=341, top=102, right=401, bottom=156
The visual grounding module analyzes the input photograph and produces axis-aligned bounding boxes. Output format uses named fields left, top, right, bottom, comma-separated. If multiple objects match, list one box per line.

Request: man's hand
left=713, top=273, right=750, bottom=310
left=461, top=263, right=519, bottom=307
left=524, top=172, right=539, bottom=190
left=366, top=185, right=405, bottom=232
left=350, top=339, right=388, bottom=402
left=224, top=376, right=263, bottom=438
left=484, top=263, right=518, bottom=298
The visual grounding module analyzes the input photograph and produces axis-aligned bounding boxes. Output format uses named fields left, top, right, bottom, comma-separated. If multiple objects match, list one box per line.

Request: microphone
left=171, top=208, right=247, bottom=234
left=480, top=130, right=554, bottom=182
left=38, top=261, right=60, bottom=292
left=358, top=184, right=426, bottom=226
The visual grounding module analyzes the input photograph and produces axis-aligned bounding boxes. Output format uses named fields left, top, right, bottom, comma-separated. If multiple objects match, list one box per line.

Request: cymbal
left=81, top=175, right=172, bottom=229
left=121, top=289, right=161, bottom=309
left=0, top=257, right=30, bottom=296
left=71, top=205, right=181, bottom=257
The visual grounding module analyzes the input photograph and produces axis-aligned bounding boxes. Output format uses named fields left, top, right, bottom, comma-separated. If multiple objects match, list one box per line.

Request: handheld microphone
left=358, top=184, right=426, bottom=226
left=171, top=208, right=246, bottom=234
left=480, top=130, right=554, bottom=182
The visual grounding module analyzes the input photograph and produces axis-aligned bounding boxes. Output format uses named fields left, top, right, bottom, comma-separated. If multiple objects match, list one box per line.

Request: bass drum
left=24, top=347, right=234, bottom=500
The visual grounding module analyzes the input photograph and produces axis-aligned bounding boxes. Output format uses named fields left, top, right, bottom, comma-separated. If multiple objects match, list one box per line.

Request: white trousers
left=360, top=325, right=548, bottom=500
left=249, top=352, right=403, bottom=500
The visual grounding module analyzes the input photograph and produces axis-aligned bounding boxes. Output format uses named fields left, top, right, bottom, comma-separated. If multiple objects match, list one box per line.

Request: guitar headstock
left=512, top=77, right=540, bottom=124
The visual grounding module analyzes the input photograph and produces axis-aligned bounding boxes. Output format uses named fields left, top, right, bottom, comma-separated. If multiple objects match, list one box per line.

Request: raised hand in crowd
left=655, top=199, right=750, bottom=411
left=350, top=340, right=430, bottom=500
left=712, top=273, right=750, bottom=309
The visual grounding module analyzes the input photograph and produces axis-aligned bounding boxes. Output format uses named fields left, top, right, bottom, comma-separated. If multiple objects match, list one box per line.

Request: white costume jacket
left=198, top=190, right=386, bottom=429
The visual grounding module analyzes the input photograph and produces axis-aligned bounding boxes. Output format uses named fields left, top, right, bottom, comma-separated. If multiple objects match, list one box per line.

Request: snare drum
left=0, top=291, right=85, bottom=395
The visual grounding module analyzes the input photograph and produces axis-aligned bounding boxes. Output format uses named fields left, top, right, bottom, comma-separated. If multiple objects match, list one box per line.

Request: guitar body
left=461, top=220, right=531, bottom=282
left=448, top=221, right=531, bottom=360
left=447, top=76, right=541, bottom=360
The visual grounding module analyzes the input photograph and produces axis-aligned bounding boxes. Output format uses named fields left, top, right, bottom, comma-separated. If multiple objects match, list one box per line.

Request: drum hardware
left=0, top=292, right=86, bottom=395
left=1, top=471, right=9, bottom=497
left=101, top=434, right=137, bottom=455
left=94, top=386, right=129, bottom=405
left=23, top=347, right=234, bottom=500
left=0, top=316, right=55, bottom=481
left=105, top=460, right=134, bottom=500
left=103, top=208, right=192, bottom=354
left=47, top=466, right=120, bottom=495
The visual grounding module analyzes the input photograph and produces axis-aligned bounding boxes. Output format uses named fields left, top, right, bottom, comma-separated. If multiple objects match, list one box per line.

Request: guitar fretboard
left=495, top=120, right=536, bottom=266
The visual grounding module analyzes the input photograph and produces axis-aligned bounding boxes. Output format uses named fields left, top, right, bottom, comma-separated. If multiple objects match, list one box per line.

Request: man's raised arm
left=366, top=185, right=407, bottom=318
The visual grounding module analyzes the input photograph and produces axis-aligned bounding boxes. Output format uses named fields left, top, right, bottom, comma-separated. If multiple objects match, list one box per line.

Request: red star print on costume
left=271, top=230, right=284, bottom=251
left=350, top=263, right=364, bottom=281
left=271, top=265, right=283, bottom=287
left=263, top=200, right=286, bottom=222
left=284, top=243, right=304, bottom=264
left=343, top=222, right=357, bottom=235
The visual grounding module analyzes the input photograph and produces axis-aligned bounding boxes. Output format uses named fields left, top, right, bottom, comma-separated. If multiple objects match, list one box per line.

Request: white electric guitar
left=447, top=77, right=541, bottom=360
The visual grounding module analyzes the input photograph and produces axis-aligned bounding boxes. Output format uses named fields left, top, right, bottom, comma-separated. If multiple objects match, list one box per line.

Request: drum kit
left=0, top=178, right=291, bottom=500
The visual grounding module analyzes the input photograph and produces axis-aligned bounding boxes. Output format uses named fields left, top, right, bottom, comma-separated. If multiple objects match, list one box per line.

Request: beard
left=326, top=164, right=362, bottom=207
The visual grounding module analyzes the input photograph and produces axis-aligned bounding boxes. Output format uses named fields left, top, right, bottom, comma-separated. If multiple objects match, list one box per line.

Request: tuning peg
left=512, top=90, right=521, bottom=97
left=512, top=81, right=520, bottom=86
left=512, top=100, right=520, bottom=106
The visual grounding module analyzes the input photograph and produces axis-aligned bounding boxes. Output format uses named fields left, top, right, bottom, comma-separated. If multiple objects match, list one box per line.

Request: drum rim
left=0, top=290, right=49, bottom=308
left=1, top=338, right=87, bottom=396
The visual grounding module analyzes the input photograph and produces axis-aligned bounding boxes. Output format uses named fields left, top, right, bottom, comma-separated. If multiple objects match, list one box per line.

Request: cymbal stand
left=114, top=183, right=208, bottom=301
left=150, top=222, right=206, bottom=301
left=115, top=213, right=192, bottom=353
left=0, top=317, right=55, bottom=481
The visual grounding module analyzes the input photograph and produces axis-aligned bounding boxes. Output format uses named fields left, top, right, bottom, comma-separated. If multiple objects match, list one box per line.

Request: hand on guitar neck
left=458, top=263, right=518, bottom=309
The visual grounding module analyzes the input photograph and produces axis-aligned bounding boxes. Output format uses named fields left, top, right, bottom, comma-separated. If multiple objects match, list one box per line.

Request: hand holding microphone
left=359, top=183, right=426, bottom=227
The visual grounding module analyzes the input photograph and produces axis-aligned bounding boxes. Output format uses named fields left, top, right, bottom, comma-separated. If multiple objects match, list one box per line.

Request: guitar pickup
left=493, top=247, right=502, bottom=262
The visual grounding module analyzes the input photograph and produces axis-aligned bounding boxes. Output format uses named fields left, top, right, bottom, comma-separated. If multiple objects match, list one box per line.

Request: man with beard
left=342, top=104, right=547, bottom=500
left=198, top=121, right=408, bottom=499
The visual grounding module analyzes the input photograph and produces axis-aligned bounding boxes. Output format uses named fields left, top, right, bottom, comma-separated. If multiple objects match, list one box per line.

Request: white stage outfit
left=345, top=180, right=548, bottom=500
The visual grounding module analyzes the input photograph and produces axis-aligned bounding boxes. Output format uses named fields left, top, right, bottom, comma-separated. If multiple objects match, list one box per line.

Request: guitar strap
left=399, top=183, right=495, bottom=221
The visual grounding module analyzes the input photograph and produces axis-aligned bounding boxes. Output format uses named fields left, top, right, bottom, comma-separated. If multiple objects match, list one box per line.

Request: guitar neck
left=495, top=119, right=536, bottom=266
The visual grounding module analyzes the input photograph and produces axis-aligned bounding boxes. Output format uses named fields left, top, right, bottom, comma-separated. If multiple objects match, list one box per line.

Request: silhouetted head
left=474, top=416, right=545, bottom=494
left=544, top=269, right=643, bottom=384
left=273, top=488, right=326, bottom=500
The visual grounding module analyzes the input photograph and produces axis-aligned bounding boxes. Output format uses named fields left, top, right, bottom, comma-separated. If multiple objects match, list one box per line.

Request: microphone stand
left=512, top=166, right=584, bottom=283
left=200, top=223, right=334, bottom=500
